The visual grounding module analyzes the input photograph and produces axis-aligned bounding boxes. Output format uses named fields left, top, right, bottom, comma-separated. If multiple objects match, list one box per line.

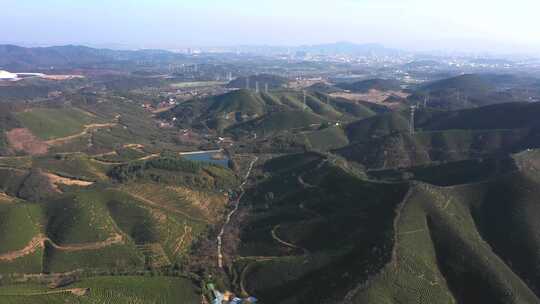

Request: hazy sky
left=2, top=0, right=540, bottom=53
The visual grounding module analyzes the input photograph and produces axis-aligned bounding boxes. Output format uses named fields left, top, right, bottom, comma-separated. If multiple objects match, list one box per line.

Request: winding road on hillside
left=45, top=123, right=117, bottom=146
left=217, top=155, right=258, bottom=269
left=0, top=233, right=125, bottom=262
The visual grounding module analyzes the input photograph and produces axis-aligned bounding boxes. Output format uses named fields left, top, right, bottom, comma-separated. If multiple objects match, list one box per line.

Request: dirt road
left=217, top=155, right=258, bottom=269
left=0, top=233, right=124, bottom=262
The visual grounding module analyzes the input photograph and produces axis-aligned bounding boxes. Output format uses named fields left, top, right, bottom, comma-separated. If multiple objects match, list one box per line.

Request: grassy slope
left=228, top=110, right=328, bottom=136
left=337, top=128, right=532, bottom=170
left=15, top=108, right=99, bottom=140
left=353, top=180, right=539, bottom=304
left=165, top=89, right=375, bottom=134
left=0, top=276, right=200, bottom=304
left=353, top=151, right=540, bottom=303
left=297, top=125, right=350, bottom=151
left=34, top=154, right=110, bottom=182
left=236, top=153, right=408, bottom=303
left=0, top=203, right=43, bottom=254
left=345, top=112, right=409, bottom=141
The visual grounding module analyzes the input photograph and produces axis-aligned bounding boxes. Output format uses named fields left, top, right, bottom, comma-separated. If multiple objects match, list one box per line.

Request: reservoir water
left=182, top=151, right=229, bottom=167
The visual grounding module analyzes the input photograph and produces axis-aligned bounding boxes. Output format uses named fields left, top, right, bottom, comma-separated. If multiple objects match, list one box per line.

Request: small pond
left=182, top=151, right=229, bottom=167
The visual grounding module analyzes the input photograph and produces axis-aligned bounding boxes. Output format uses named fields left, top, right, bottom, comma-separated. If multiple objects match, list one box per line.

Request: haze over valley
left=1, top=1, right=540, bottom=303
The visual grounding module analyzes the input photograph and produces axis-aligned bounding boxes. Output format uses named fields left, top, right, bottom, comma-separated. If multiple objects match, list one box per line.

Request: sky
left=2, top=0, right=540, bottom=53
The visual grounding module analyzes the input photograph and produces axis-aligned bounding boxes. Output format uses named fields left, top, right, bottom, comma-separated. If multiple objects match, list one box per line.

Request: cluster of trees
left=108, top=154, right=203, bottom=182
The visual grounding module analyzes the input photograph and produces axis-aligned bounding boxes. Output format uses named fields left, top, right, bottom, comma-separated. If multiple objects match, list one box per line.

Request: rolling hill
left=226, top=74, right=288, bottom=90
left=306, top=82, right=344, bottom=94
left=227, top=148, right=540, bottom=303
left=336, top=78, right=402, bottom=93
left=332, top=102, right=540, bottom=170
left=0, top=44, right=185, bottom=70
left=163, top=89, right=376, bottom=134
left=0, top=153, right=237, bottom=277
left=408, top=74, right=537, bottom=109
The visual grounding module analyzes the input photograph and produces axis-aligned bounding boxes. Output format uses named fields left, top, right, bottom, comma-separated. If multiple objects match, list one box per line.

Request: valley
left=0, top=44, right=540, bottom=304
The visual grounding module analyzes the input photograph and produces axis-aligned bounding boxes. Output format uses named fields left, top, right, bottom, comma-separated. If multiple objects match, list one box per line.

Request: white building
left=0, top=70, right=18, bottom=80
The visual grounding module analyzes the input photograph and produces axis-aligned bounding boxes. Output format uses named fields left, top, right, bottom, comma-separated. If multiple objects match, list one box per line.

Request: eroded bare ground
left=5, top=128, right=49, bottom=155
left=0, top=233, right=124, bottom=262
left=330, top=89, right=410, bottom=109
left=43, top=172, right=94, bottom=192
left=0, top=192, right=17, bottom=204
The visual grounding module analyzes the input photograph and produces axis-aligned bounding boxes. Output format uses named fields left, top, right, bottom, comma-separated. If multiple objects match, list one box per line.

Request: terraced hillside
left=227, top=149, right=540, bottom=303
left=229, top=153, right=409, bottom=303
left=334, top=102, right=540, bottom=169
left=4, top=70, right=540, bottom=304
left=408, top=74, right=537, bottom=110
left=0, top=154, right=238, bottom=277
left=336, top=78, right=401, bottom=93
left=351, top=150, right=540, bottom=303
left=0, top=276, right=200, bottom=303
left=163, top=89, right=375, bottom=134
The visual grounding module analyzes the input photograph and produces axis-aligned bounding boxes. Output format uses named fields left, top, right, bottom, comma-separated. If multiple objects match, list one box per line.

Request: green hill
left=229, top=151, right=540, bottom=303
left=333, top=102, right=540, bottom=170
left=345, top=112, right=409, bottom=141
left=164, top=89, right=375, bottom=134
left=408, top=74, right=531, bottom=110
left=336, top=78, right=401, bottom=93
left=0, top=276, right=200, bottom=304
left=226, top=74, right=288, bottom=90
left=227, top=110, right=328, bottom=136
left=336, top=128, right=532, bottom=170
left=233, top=153, right=408, bottom=303
left=419, top=102, right=540, bottom=131
left=306, top=82, right=344, bottom=94
left=421, top=74, right=494, bottom=95
left=0, top=152, right=237, bottom=276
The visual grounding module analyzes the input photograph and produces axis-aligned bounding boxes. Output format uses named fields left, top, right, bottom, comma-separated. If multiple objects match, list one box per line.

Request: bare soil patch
left=331, top=89, right=410, bottom=109
left=0, top=233, right=125, bottom=262
left=0, top=192, right=16, bottom=204
left=6, top=128, right=49, bottom=155
left=44, top=172, right=94, bottom=192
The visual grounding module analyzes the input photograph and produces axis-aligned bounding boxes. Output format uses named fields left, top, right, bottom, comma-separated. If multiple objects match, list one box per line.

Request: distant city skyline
left=2, top=0, right=540, bottom=54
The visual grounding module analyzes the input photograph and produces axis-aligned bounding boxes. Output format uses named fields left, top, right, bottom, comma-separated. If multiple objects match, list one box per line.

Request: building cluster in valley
left=0, top=69, right=84, bottom=81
